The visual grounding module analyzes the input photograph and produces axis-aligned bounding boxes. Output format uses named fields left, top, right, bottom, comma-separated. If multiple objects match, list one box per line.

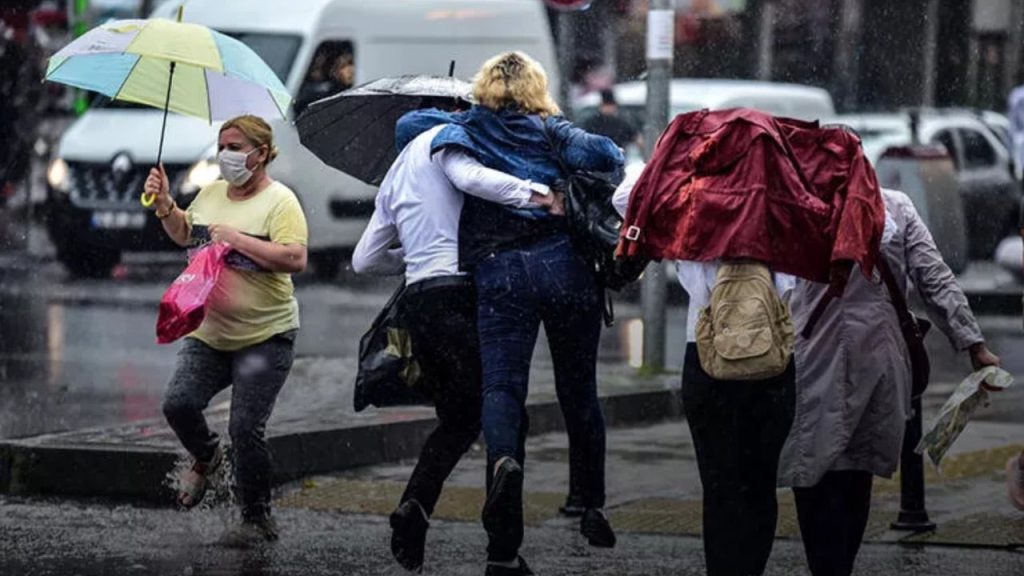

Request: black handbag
left=353, top=282, right=433, bottom=412
left=540, top=123, right=647, bottom=325
left=877, top=258, right=932, bottom=399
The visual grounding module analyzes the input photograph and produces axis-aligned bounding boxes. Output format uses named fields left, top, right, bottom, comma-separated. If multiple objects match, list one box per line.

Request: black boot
left=390, top=499, right=429, bottom=572
left=482, top=457, right=525, bottom=559
left=580, top=508, right=616, bottom=548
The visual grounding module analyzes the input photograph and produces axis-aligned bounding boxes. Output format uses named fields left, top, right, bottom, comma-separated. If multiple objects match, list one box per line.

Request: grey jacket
left=778, top=189, right=984, bottom=487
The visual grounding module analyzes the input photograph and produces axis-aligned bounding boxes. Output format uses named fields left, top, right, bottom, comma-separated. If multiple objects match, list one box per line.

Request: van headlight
left=180, top=157, right=220, bottom=195
left=47, top=158, right=70, bottom=192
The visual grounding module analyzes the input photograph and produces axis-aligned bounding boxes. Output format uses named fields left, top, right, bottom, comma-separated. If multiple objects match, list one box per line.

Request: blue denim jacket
left=395, top=105, right=624, bottom=267
left=397, top=106, right=624, bottom=218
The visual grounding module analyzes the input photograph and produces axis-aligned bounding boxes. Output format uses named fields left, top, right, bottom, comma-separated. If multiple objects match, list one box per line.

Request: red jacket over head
left=618, top=108, right=884, bottom=284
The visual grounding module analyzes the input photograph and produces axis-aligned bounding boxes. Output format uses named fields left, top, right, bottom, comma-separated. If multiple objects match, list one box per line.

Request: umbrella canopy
left=45, top=15, right=291, bottom=123
left=296, top=75, right=472, bottom=186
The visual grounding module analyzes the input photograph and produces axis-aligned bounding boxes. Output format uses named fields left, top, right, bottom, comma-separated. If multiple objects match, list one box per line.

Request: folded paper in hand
left=916, top=366, right=1014, bottom=469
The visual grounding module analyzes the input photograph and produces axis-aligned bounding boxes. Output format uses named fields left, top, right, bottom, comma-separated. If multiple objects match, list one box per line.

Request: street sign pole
left=70, top=0, right=90, bottom=116
left=641, top=0, right=673, bottom=372
left=546, top=0, right=590, bottom=117
left=557, top=10, right=576, bottom=117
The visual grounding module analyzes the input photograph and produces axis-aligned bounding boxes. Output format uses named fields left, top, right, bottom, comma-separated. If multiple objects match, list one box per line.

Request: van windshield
left=223, top=32, right=302, bottom=84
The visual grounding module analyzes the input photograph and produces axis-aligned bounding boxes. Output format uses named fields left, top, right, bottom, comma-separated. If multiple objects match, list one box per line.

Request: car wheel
left=57, top=244, right=121, bottom=278
left=309, top=250, right=343, bottom=281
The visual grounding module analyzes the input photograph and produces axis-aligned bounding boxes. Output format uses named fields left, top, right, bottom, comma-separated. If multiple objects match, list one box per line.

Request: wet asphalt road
left=2, top=495, right=1023, bottom=576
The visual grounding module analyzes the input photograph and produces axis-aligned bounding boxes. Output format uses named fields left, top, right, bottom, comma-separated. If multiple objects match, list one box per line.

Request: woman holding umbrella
left=45, top=10, right=301, bottom=546
left=145, top=114, right=308, bottom=547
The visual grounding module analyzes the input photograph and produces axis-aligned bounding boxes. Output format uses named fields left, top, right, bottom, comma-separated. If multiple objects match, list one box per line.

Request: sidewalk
left=277, top=418, right=1024, bottom=551
left=0, top=357, right=683, bottom=500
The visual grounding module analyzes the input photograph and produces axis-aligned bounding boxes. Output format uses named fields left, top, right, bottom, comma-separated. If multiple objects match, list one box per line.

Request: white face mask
left=217, top=147, right=259, bottom=186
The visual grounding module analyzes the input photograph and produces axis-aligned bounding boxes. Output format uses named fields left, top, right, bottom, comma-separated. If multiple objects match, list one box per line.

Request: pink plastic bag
left=156, top=242, right=232, bottom=344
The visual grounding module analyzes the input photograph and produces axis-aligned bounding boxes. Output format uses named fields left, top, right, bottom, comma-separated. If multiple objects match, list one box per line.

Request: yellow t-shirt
left=185, top=180, right=308, bottom=351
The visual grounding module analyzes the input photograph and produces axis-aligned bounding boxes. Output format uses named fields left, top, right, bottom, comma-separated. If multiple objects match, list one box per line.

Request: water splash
left=163, top=446, right=237, bottom=511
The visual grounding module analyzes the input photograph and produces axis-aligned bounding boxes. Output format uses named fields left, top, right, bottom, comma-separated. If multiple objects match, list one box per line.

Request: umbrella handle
left=141, top=192, right=157, bottom=207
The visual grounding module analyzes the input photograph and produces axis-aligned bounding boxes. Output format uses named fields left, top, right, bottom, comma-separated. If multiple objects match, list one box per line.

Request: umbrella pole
left=142, top=61, right=176, bottom=207
left=156, top=62, right=177, bottom=167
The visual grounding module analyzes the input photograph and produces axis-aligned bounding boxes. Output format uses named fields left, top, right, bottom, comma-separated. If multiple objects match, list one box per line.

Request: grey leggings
left=162, top=331, right=295, bottom=518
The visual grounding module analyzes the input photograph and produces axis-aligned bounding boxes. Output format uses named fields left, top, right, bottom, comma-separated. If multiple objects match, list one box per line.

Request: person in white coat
left=780, top=187, right=1000, bottom=576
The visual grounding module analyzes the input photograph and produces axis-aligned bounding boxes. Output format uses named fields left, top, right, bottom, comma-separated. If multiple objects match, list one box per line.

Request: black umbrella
left=295, top=74, right=472, bottom=186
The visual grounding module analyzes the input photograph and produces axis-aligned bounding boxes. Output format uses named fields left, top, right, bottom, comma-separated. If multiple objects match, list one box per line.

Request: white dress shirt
left=613, top=167, right=795, bottom=342
left=352, top=125, right=548, bottom=285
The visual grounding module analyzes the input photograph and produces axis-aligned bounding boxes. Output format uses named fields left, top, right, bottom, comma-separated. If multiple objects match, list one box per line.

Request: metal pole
left=641, top=0, right=673, bottom=372
left=921, top=0, right=939, bottom=107
left=756, top=0, right=775, bottom=81
left=832, top=0, right=863, bottom=111
left=558, top=11, right=576, bottom=118
left=891, top=396, right=936, bottom=532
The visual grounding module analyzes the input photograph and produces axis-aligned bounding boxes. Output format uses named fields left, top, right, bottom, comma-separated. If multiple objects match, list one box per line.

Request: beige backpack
left=696, top=262, right=794, bottom=381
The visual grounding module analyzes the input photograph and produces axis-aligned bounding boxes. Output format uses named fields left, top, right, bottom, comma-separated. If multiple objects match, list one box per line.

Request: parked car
left=574, top=78, right=837, bottom=184
left=44, top=0, right=559, bottom=278
left=831, top=110, right=1020, bottom=260
left=573, top=78, right=835, bottom=130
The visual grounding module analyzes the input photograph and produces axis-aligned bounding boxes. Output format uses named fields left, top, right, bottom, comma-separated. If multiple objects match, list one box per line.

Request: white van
left=45, top=0, right=558, bottom=278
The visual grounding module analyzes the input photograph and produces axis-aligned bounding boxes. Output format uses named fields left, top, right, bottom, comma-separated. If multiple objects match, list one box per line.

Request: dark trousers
left=398, top=277, right=483, bottom=517
left=475, top=234, right=606, bottom=561
left=162, top=331, right=295, bottom=518
left=681, top=343, right=795, bottom=576
left=793, top=470, right=874, bottom=576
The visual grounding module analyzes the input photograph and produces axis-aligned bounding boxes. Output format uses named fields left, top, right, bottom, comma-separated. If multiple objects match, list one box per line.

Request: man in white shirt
left=353, top=123, right=556, bottom=573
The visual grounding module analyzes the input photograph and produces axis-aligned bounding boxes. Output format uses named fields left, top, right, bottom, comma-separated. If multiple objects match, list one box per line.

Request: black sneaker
left=390, top=499, right=429, bottom=573
left=218, top=513, right=279, bottom=548
left=558, top=494, right=585, bottom=517
left=580, top=508, right=616, bottom=548
left=485, top=556, right=534, bottom=576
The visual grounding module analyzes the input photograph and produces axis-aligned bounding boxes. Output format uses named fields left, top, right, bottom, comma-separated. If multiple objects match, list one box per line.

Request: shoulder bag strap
left=876, top=257, right=916, bottom=334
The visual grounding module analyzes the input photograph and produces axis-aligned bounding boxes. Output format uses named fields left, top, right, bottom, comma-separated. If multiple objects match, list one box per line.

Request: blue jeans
left=475, top=234, right=606, bottom=512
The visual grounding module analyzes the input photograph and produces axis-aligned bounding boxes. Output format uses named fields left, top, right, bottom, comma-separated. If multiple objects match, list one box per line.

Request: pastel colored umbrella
left=44, top=6, right=291, bottom=205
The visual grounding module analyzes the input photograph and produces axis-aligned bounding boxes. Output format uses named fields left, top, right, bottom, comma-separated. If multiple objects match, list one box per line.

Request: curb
left=0, top=387, right=682, bottom=503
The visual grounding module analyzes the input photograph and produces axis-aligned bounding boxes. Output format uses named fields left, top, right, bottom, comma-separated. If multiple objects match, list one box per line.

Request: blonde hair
left=219, top=115, right=279, bottom=165
left=472, top=51, right=561, bottom=117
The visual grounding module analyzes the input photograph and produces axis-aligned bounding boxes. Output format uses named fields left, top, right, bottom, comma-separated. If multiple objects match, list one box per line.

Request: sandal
left=177, top=446, right=224, bottom=510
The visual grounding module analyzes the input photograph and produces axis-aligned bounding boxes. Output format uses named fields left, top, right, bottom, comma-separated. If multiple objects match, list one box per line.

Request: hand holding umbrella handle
left=143, top=164, right=171, bottom=211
